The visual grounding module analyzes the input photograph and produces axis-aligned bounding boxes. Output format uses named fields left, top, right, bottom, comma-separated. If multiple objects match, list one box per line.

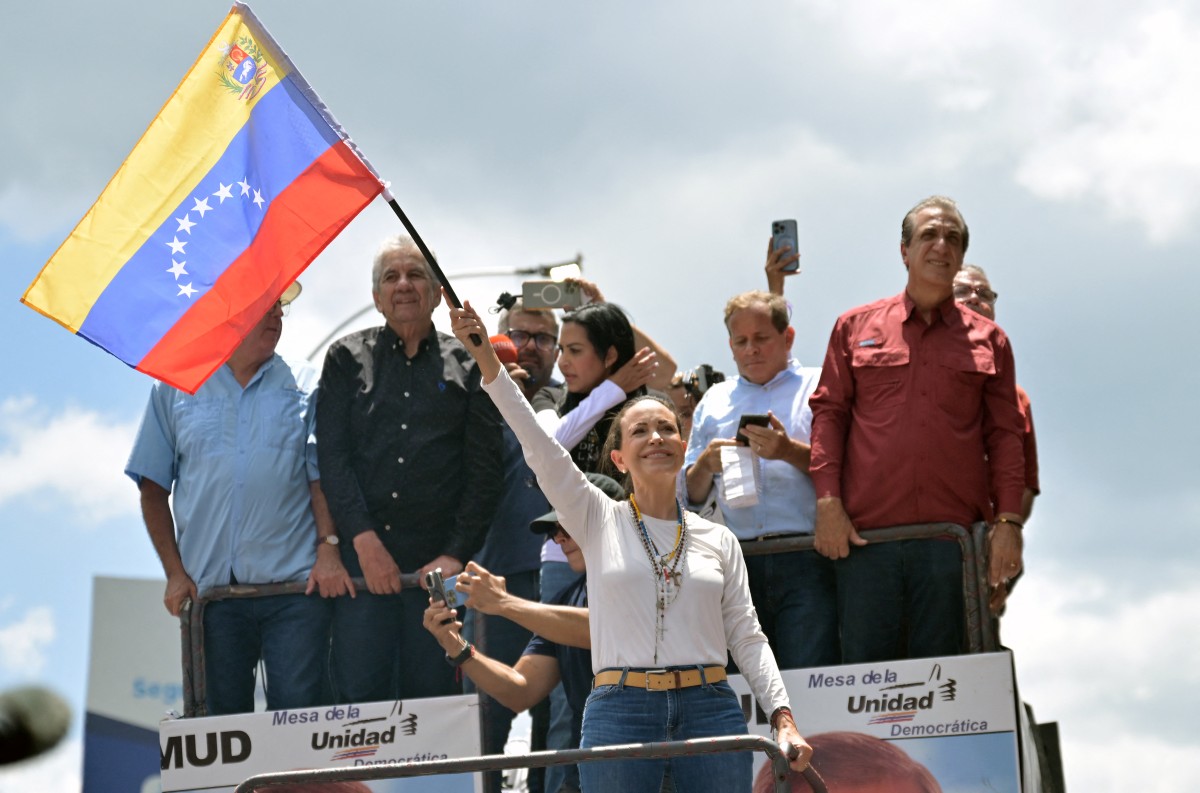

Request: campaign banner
left=160, top=696, right=481, bottom=793
left=84, top=576, right=187, bottom=793
left=729, top=651, right=1021, bottom=792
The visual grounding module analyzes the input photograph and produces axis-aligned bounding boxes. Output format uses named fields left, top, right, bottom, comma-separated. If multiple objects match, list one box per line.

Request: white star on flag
left=252, top=189, right=266, bottom=209
left=177, top=282, right=198, bottom=298
left=213, top=183, right=233, bottom=203
left=167, top=260, right=188, bottom=280
left=192, top=197, right=212, bottom=218
left=166, top=237, right=187, bottom=255
left=238, top=178, right=251, bottom=196
left=175, top=214, right=196, bottom=235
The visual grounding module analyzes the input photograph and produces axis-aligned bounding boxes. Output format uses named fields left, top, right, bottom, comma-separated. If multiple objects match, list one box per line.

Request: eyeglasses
left=509, top=330, right=558, bottom=352
left=952, top=284, right=998, bottom=305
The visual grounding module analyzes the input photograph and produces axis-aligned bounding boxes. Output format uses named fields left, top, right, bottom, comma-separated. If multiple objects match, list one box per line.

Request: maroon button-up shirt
left=1017, top=385, right=1040, bottom=494
left=809, top=292, right=1025, bottom=530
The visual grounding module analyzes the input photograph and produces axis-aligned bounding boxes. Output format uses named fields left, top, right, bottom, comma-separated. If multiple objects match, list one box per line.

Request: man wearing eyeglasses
left=126, top=282, right=354, bottom=715
left=953, top=264, right=1040, bottom=614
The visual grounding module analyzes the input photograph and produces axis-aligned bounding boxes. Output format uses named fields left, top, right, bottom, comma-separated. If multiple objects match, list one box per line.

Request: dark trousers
left=744, top=548, right=840, bottom=669
left=836, top=537, right=965, bottom=663
left=203, top=593, right=332, bottom=715
left=330, top=587, right=459, bottom=703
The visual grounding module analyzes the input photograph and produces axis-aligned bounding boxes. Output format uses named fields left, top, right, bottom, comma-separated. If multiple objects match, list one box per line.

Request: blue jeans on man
left=744, top=548, right=839, bottom=669
left=203, top=593, right=332, bottom=715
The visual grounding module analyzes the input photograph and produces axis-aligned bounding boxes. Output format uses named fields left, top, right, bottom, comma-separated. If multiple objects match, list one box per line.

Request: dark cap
left=530, top=473, right=625, bottom=535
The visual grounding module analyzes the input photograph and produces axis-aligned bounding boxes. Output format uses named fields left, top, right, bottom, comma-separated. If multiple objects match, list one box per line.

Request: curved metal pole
left=305, top=303, right=376, bottom=362
left=233, top=734, right=816, bottom=793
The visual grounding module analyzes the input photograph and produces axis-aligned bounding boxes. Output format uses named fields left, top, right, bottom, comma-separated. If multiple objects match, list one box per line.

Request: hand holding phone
left=736, top=414, right=771, bottom=445
left=771, top=220, right=800, bottom=273
left=424, top=569, right=461, bottom=621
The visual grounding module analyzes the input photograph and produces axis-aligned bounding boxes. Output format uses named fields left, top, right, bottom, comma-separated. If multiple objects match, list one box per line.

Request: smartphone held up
left=424, top=568, right=462, bottom=623
left=771, top=219, right=800, bottom=273
left=523, top=279, right=582, bottom=310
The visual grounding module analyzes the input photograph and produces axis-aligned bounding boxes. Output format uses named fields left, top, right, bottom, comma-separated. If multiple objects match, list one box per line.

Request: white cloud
left=1005, top=569, right=1200, bottom=791
left=0, top=397, right=138, bottom=524
left=1012, top=7, right=1200, bottom=242
left=0, top=605, right=55, bottom=675
left=0, top=738, right=81, bottom=793
left=808, top=0, right=1200, bottom=243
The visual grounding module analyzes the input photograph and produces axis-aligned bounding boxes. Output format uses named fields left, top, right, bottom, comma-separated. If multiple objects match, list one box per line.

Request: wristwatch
left=316, top=535, right=340, bottom=548
left=446, top=642, right=474, bottom=668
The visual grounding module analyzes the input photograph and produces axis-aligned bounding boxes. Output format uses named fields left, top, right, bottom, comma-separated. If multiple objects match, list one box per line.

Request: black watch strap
left=446, top=642, right=474, bottom=668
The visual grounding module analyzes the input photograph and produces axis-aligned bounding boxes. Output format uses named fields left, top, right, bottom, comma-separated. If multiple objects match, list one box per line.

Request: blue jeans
left=540, top=561, right=583, bottom=793
left=744, top=548, right=839, bottom=669
left=330, top=587, right=459, bottom=703
left=836, top=536, right=965, bottom=663
left=203, top=593, right=332, bottom=715
left=462, top=569, right=540, bottom=793
left=580, top=670, right=750, bottom=793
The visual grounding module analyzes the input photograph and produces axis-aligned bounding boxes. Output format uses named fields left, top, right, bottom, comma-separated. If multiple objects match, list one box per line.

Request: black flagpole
left=385, top=197, right=483, bottom=347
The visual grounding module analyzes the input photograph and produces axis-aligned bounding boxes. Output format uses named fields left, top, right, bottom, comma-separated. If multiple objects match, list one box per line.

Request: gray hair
left=497, top=298, right=560, bottom=336
left=901, top=195, right=970, bottom=253
left=371, top=235, right=440, bottom=299
left=959, top=263, right=988, bottom=281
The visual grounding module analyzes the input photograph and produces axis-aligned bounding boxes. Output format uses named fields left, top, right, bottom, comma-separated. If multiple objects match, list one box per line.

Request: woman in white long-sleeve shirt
left=449, top=300, right=812, bottom=792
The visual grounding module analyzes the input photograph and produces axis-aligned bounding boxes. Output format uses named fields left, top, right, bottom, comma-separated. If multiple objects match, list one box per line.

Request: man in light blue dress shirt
left=683, top=290, right=838, bottom=668
left=126, top=284, right=354, bottom=715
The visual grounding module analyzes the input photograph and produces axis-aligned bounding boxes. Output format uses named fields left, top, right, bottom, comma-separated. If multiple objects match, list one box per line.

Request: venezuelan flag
left=22, top=2, right=383, bottom=393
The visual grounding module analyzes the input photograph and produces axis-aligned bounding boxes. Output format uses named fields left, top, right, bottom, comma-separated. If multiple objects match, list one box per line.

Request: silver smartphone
left=424, top=569, right=461, bottom=610
left=771, top=220, right=800, bottom=272
left=523, top=280, right=582, bottom=310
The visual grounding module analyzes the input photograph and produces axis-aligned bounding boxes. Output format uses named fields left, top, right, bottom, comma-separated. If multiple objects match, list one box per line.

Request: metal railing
left=179, top=573, right=420, bottom=718
left=739, top=521, right=996, bottom=653
left=234, top=735, right=824, bottom=793
left=179, top=522, right=994, bottom=790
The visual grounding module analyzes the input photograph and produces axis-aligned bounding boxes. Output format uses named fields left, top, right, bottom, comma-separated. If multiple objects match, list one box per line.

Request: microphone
left=0, top=686, right=72, bottom=765
left=490, top=335, right=518, bottom=365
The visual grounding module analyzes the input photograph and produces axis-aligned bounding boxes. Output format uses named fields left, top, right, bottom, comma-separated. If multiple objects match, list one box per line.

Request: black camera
left=676, top=364, right=726, bottom=400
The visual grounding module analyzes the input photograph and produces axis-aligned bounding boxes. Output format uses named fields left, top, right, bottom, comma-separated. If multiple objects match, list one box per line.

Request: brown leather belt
left=592, top=666, right=727, bottom=690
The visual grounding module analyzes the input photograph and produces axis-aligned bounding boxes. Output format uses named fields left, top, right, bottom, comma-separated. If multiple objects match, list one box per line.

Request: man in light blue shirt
left=683, top=290, right=838, bottom=668
left=126, top=284, right=353, bottom=715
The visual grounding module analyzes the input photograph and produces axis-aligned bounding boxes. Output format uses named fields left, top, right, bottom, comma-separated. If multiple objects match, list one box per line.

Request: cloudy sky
left=2, top=0, right=1198, bottom=790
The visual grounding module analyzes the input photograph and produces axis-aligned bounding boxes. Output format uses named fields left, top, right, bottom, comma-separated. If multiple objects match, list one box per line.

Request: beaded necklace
left=628, top=493, right=688, bottom=663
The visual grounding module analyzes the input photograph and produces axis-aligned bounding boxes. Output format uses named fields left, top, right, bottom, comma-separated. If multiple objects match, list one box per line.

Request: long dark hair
left=563, top=303, right=636, bottom=379
left=557, top=302, right=639, bottom=419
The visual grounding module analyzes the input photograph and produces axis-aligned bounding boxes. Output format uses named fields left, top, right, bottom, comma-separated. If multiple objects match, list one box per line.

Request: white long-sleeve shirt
left=483, top=368, right=790, bottom=718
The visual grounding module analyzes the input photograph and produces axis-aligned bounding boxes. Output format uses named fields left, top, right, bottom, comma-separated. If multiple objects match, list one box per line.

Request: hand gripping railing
left=232, top=735, right=827, bottom=793
left=179, top=574, right=421, bottom=717
left=738, top=522, right=995, bottom=653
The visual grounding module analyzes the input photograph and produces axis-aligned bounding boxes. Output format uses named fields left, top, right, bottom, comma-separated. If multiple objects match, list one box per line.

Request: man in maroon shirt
left=808, top=196, right=1026, bottom=663
left=953, top=263, right=1040, bottom=615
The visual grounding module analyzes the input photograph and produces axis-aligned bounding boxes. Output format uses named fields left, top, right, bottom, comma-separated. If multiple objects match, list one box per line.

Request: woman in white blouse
left=449, top=300, right=812, bottom=792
